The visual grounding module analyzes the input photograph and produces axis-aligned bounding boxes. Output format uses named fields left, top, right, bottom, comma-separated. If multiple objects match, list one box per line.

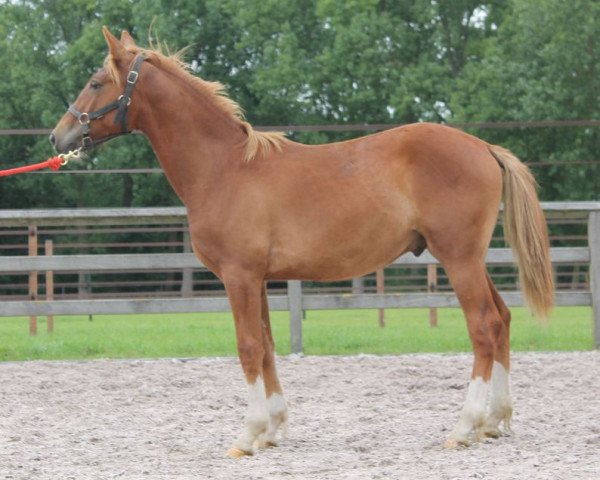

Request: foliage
left=0, top=0, right=597, bottom=209
left=450, top=0, right=600, bottom=200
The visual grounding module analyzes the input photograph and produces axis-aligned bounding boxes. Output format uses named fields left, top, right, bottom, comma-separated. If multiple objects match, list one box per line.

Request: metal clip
left=78, top=112, right=90, bottom=125
left=118, top=95, right=132, bottom=106
left=58, top=147, right=84, bottom=166
left=57, top=153, right=69, bottom=166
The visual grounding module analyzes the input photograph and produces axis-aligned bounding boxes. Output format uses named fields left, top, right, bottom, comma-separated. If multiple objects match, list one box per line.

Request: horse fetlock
left=486, top=410, right=512, bottom=427
left=271, top=408, right=288, bottom=431
left=481, top=425, right=503, bottom=439
left=484, top=403, right=513, bottom=436
left=230, top=414, right=269, bottom=455
left=255, top=409, right=288, bottom=449
left=255, top=431, right=279, bottom=450
left=246, top=415, right=270, bottom=438
left=446, top=406, right=486, bottom=448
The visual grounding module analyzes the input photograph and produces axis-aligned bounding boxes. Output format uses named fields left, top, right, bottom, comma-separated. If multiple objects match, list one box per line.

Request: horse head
left=50, top=27, right=144, bottom=154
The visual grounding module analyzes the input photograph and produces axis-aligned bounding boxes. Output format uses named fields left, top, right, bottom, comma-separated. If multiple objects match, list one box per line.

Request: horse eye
left=90, top=81, right=102, bottom=90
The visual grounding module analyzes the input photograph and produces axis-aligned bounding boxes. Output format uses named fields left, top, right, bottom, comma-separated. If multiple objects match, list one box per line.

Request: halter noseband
left=68, top=54, right=145, bottom=150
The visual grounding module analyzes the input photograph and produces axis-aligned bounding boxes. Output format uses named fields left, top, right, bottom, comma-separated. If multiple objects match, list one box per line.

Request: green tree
left=0, top=0, right=596, bottom=208
left=450, top=0, right=599, bottom=200
left=0, top=1, right=178, bottom=209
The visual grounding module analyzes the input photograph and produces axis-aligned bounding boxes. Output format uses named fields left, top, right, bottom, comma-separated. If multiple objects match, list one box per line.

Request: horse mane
left=104, top=44, right=287, bottom=162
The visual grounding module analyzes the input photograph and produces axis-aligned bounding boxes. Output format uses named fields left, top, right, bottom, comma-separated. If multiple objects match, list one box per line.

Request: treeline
left=0, top=0, right=598, bottom=210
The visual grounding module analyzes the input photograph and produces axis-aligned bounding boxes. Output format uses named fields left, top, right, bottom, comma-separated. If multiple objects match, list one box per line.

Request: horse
left=50, top=27, right=554, bottom=457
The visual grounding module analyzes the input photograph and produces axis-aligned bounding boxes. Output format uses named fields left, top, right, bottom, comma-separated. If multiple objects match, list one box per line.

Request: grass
left=0, top=307, right=594, bottom=362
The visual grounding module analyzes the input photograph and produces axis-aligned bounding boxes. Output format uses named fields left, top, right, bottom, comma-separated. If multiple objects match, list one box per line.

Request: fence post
left=589, top=211, right=600, bottom=349
left=376, top=269, right=385, bottom=327
left=181, top=228, right=193, bottom=297
left=45, top=239, right=54, bottom=333
left=428, top=264, right=438, bottom=327
left=28, top=225, right=38, bottom=335
left=288, top=280, right=303, bottom=354
left=352, top=277, right=365, bottom=294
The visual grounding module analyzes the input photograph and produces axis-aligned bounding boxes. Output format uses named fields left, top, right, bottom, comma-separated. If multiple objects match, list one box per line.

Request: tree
left=450, top=0, right=599, bottom=200
left=0, top=0, right=596, bottom=208
left=0, top=0, right=178, bottom=208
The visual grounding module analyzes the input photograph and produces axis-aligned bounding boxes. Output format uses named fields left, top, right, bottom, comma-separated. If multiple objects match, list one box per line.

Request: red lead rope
left=0, top=156, right=65, bottom=177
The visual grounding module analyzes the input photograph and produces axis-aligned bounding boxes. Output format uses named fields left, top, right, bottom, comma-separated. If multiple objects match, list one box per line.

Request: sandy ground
left=1, top=351, right=599, bottom=480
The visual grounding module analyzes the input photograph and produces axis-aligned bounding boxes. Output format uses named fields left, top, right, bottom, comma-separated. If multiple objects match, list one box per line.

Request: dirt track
left=1, top=351, right=599, bottom=479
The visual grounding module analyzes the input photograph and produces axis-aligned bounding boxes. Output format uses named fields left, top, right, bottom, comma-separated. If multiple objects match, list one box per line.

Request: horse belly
left=266, top=206, right=418, bottom=281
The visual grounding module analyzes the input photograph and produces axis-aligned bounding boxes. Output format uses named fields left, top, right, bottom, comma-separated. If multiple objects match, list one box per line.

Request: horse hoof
left=226, top=447, right=252, bottom=459
left=443, top=438, right=468, bottom=449
left=256, top=439, right=278, bottom=449
left=482, top=426, right=503, bottom=439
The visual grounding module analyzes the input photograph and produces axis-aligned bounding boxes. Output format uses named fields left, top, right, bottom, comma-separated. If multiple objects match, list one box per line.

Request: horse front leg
left=256, top=283, right=288, bottom=449
left=223, top=271, right=270, bottom=458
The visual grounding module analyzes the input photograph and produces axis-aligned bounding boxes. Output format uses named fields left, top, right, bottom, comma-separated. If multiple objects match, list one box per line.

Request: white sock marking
left=246, top=376, right=269, bottom=427
left=490, top=361, right=510, bottom=407
left=487, top=361, right=512, bottom=430
left=449, top=376, right=490, bottom=442
left=233, top=376, right=269, bottom=452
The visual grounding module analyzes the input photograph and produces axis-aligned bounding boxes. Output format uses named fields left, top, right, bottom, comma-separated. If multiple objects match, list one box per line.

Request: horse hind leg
left=440, top=260, right=505, bottom=448
left=482, top=272, right=513, bottom=439
left=256, top=283, right=288, bottom=449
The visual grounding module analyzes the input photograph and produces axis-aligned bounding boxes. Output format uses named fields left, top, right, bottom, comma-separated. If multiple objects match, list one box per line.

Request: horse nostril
left=49, top=133, right=56, bottom=146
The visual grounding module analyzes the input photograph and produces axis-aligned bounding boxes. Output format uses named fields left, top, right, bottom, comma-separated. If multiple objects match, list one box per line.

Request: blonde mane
left=104, top=44, right=286, bottom=162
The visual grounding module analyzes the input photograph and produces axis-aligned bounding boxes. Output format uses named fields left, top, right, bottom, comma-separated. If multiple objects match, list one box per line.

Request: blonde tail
left=489, top=145, right=554, bottom=321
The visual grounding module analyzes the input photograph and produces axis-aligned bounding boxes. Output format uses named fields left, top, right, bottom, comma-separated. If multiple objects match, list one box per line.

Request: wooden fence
left=0, top=202, right=598, bottom=351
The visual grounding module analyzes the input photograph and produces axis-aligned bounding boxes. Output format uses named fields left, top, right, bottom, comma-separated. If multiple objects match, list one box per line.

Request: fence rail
left=0, top=247, right=590, bottom=272
left=0, top=202, right=598, bottom=226
left=0, top=203, right=598, bottom=351
left=2, top=120, right=600, bottom=137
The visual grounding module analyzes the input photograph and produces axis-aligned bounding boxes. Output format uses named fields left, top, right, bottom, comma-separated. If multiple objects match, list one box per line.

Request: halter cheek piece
left=68, top=54, right=145, bottom=150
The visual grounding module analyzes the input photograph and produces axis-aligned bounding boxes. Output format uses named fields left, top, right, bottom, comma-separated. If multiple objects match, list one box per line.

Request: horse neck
left=132, top=67, right=246, bottom=203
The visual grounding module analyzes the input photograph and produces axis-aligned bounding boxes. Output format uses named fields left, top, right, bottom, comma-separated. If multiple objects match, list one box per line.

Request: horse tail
left=489, top=145, right=554, bottom=321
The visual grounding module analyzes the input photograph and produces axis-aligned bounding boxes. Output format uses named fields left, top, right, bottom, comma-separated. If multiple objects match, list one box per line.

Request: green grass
left=0, top=307, right=594, bottom=362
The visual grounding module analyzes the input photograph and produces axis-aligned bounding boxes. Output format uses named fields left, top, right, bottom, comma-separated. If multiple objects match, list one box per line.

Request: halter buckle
left=127, top=70, right=139, bottom=84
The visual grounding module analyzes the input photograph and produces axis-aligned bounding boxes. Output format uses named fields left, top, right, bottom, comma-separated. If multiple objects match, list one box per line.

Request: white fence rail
left=0, top=203, right=599, bottom=351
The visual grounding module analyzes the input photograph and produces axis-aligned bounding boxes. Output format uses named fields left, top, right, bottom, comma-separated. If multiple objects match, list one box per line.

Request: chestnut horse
left=51, top=28, right=554, bottom=456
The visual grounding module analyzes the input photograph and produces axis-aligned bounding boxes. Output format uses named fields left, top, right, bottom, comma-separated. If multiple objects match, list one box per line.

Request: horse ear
left=120, top=30, right=137, bottom=48
left=102, top=26, right=127, bottom=61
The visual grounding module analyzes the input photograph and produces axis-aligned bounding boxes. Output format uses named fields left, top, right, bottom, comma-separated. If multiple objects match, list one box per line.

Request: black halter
left=68, top=54, right=145, bottom=149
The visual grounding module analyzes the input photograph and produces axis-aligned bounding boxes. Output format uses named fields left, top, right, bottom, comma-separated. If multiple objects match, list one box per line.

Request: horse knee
left=489, top=316, right=505, bottom=343
left=501, top=308, right=511, bottom=327
left=238, top=339, right=264, bottom=362
left=471, top=332, right=496, bottom=363
left=469, top=314, right=498, bottom=350
left=473, top=301, right=506, bottom=346
left=469, top=314, right=503, bottom=377
left=237, top=339, right=265, bottom=380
